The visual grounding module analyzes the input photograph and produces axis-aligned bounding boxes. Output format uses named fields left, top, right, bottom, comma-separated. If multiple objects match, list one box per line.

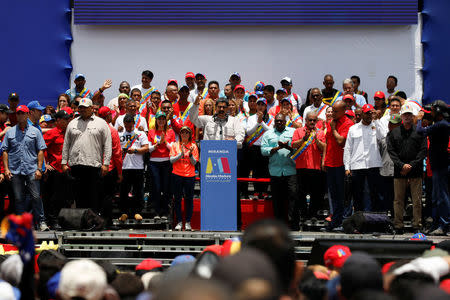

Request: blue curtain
left=0, top=1, right=72, bottom=107
left=422, top=0, right=450, bottom=104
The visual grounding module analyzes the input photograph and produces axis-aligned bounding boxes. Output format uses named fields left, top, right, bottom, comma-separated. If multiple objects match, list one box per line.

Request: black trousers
left=120, top=169, right=144, bottom=215
left=270, top=175, right=298, bottom=229
left=297, top=168, right=326, bottom=218
left=70, top=165, right=102, bottom=212
left=0, top=180, right=15, bottom=220
left=42, top=170, right=75, bottom=224
left=100, top=168, right=119, bottom=225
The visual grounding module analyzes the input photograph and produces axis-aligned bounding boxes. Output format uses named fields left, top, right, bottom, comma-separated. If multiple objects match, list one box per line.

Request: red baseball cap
left=135, top=258, right=162, bottom=272
left=362, top=104, right=374, bottom=113
left=324, top=245, right=351, bottom=269
left=234, top=85, right=245, bottom=92
left=345, top=110, right=355, bottom=117
left=343, top=94, right=354, bottom=102
left=185, top=72, right=195, bottom=79
left=16, top=105, right=29, bottom=113
left=373, top=91, right=385, bottom=100
left=61, top=107, right=74, bottom=115
left=98, top=106, right=112, bottom=118
left=167, top=79, right=178, bottom=86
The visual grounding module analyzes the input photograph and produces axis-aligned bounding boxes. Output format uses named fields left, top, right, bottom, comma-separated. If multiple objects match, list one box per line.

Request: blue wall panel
left=422, top=0, right=450, bottom=104
left=0, top=1, right=72, bottom=107
left=74, top=0, right=418, bottom=25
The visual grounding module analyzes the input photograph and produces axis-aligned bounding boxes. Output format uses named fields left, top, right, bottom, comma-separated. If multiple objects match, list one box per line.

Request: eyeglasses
left=374, top=97, right=384, bottom=101
left=311, top=94, right=321, bottom=98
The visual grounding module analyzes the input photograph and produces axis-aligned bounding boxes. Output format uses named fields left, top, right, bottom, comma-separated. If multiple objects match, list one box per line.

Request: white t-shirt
left=303, top=103, right=328, bottom=121
left=188, top=87, right=207, bottom=103
left=119, top=129, right=149, bottom=169
left=115, top=114, right=149, bottom=132
left=131, top=84, right=156, bottom=100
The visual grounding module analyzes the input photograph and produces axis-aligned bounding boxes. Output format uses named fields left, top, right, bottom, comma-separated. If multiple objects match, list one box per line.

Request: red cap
left=185, top=72, right=195, bottom=79
left=343, top=94, right=354, bottom=102
left=324, top=245, right=351, bottom=269
left=167, top=79, right=178, bottom=86
left=440, top=279, right=450, bottom=294
left=362, top=104, right=374, bottom=113
left=98, top=106, right=112, bottom=118
left=373, top=91, right=385, bottom=100
left=61, top=107, right=74, bottom=115
left=202, top=244, right=223, bottom=256
left=234, top=85, right=245, bottom=92
left=345, top=110, right=355, bottom=118
left=135, top=258, right=163, bottom=271
left=314, top=271, right=330, bottom=280
left=16, top=105, right=29, bottom=113
left=381, top=261, right=396, bottom=274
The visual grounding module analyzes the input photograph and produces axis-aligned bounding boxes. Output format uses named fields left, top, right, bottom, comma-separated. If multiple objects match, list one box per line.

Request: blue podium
left=200, top=140, right=237, bottom=231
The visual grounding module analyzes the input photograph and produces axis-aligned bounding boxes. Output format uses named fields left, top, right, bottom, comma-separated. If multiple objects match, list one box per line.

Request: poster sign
left=200, top=140, right=237, bottom=231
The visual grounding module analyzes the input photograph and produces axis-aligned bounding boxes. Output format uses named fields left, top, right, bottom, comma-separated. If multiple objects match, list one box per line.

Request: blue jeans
left=149, top=160, right=172, bottom=216
left=432, top=167, right=449, bottom=230
left=172, top=174, right=195, bottom=223
left=11, top=173, right=45, bottom=223
left=326, top=166, right=345, bottom=227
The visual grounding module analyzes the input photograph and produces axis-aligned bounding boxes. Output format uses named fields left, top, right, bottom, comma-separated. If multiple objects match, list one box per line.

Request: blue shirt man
left=261, top=113, right=299, bottom=229
left=1, top=105, right=47, bottom=228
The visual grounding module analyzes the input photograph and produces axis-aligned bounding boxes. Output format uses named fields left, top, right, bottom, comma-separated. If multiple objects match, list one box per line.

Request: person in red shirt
left=292, top=111, right=326, bottom=221
left=0, top=104, right=14, bottom=220
left=148, top=111, right=176, bottom=220
left=170, top=126, right=199, bottom=231
left=199, top=81, right=220, bottom=115
left=321, top=100, right=354, bottom=232
left=172, top=86, right=195, bottom=135
left=98, top=106, right=123, bottom=229
left=43, top=109, right=73, bottom=230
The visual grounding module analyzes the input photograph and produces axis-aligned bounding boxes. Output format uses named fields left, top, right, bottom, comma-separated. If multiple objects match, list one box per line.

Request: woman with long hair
left=170, top=126, right=199, bottom=231
left=196, top=98, right=215, bottom=141
left=56, top=94, right=70, bottom=112
left=148, top=111, right=176, bottom=220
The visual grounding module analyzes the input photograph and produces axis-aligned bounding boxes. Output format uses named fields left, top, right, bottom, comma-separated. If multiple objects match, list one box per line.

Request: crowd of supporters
left=0, top=71, right=448, bottom=235
left=0, top=217, right=450, bottom=300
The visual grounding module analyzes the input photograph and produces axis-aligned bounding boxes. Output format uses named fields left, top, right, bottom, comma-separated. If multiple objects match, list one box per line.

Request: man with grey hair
left=292, top=110, right=326, bottom=220
left=336, top=78, right=367, bottom=109
left=107, top=81, right=131, bottom=110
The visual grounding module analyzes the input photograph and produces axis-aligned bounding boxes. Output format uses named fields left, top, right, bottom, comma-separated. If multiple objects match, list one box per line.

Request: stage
left=32, top=230, right=449, bottom=271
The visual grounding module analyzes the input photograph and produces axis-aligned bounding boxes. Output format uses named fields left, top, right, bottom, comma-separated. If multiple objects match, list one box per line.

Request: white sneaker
left=174, top=222, right=182, bottom=231
left=185, top=222, right=192, bottom=231
left=40, top=222, right=50, bottom=231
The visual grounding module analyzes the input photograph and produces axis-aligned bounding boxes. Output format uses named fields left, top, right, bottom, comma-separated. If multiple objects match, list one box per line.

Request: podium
left=200, top=140, right=237, bottom=231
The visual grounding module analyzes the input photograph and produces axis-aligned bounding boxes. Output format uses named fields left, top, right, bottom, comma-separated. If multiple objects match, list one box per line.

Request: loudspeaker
left=308, top=238, right=433, bottom=266
left=58, top=208, right=105, bottom=231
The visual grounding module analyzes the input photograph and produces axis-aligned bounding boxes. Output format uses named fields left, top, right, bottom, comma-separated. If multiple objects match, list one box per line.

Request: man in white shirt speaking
left=344, top=104, right=384, bottom=212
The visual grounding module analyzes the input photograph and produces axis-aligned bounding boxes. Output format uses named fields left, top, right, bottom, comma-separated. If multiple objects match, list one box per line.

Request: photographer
left=417, top=100, right=450, bottom=235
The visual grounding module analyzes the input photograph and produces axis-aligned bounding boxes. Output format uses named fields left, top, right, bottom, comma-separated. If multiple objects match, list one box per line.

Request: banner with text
left=200, top=140, right=237, bottom=231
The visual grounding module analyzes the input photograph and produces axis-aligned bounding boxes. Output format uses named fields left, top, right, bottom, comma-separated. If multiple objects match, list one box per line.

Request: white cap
left=0, top=281, right=16, bottom=300
left=0, top=254, right=23, bottom=286
left=79, top=98, right=93, bottom=108
left=400, top=103, right=414, bottom=115
left=281, top=77, right=292, bottom=84
left=58, top=260, right=107, bottom=300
